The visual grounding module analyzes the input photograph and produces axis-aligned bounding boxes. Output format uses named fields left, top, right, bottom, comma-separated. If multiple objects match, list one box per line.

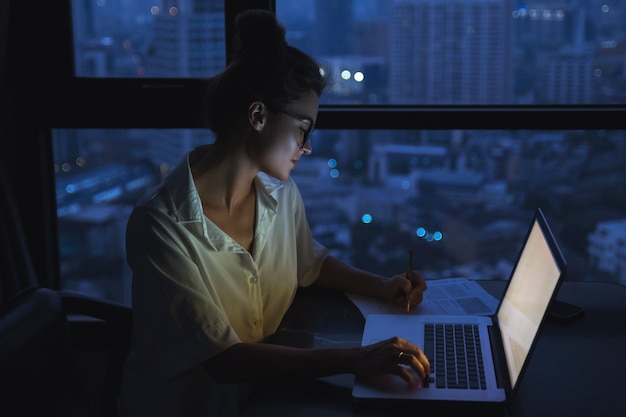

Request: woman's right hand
left=352, top=336, right=430, bottom=386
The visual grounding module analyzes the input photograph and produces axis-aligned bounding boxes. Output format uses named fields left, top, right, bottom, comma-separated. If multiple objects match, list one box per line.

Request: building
left=588, top=219, right=626, bottom=285
left=389, top=0, right=513, bottom=104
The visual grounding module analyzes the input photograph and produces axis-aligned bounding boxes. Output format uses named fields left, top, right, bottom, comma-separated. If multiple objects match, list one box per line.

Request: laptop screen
left=496, top=212, right=565, bottom=390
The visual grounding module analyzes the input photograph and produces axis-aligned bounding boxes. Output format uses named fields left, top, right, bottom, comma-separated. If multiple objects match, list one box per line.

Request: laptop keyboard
left=423, top=323, right=487, bottom=390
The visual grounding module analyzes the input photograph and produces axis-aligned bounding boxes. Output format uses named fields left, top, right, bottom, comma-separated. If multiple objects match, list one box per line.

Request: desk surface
left=242, top=280, right=626, bottom=417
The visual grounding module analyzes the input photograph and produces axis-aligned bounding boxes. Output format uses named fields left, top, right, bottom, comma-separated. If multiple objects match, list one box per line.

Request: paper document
left=346, top=277, right=499, bottom=317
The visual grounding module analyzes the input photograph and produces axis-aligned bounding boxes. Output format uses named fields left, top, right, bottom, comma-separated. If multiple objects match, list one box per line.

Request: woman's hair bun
left=234, top=9, right=287, bottom=58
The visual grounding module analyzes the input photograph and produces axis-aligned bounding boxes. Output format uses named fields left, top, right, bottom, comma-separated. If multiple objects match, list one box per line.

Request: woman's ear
left=248, top=101, right=267, bottom=133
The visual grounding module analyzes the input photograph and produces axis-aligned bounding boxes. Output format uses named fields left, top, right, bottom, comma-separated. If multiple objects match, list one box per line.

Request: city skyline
left=72, top=0, right=626, bottom=104
left=53, top=1, right=626, bottom=304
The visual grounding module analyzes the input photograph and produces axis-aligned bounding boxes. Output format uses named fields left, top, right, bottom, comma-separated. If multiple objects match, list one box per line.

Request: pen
left=406, top=249, right=413, bottom=313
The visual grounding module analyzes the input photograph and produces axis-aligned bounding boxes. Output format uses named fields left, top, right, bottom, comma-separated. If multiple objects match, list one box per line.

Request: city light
left=415, top=227, right=443, bottom=242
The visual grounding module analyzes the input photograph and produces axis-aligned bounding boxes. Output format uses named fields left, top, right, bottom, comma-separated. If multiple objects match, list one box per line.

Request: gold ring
left=398, top=351, right=405, bottom=361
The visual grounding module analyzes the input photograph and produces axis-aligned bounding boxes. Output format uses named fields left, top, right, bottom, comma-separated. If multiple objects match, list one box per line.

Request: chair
left=0, top=285, right=90, bottom=417
left=59, top=290, right=132, bottom=417
left=0, top=163, right=132, bottom=417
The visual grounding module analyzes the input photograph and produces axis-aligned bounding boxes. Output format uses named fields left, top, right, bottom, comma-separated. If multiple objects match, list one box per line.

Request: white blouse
left=118, top=148, right=329, bottom=417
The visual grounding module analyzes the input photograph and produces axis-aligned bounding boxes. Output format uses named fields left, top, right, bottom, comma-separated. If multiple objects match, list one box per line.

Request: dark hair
left=204, top=9, right=326, bottom=138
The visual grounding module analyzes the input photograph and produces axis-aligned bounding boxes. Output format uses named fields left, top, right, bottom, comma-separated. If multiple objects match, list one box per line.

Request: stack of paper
left=346, top=277, right=499, bottom=317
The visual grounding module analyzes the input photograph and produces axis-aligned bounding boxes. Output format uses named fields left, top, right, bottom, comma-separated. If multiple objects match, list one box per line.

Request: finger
left=394, top=274, right=411, bottom=291
left=410, top=288, right=424, bottom=305
left=401, top=346, right=431, bottom=377
left=406, top=286, right=425, bottom=308
left=393, top=278, right=413, bottom=305
left=411, top=354, right=429, bottom=380
left=406, top=269, right=418, bottom=282
left=398, top=352, right=427, bottom=381
left=410, top=271, right=427, bottom=290
left=417, top=349, right=431, bottom=374
left=395, top=365, right=416, bottom=386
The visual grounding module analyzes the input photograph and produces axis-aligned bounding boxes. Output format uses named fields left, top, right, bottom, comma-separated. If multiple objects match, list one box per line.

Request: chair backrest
left=0, top=162, right=132, bottom=417
left=0, top=286, right=90, bottom=416
left=60, top=290, right=133, bottom=417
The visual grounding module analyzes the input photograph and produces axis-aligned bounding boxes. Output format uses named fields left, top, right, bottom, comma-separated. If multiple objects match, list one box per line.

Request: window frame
left=4, top=0, right=625, bottom=290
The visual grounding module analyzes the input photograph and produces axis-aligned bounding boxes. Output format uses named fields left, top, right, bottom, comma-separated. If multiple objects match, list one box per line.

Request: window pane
left=53, top=129, right=626, bottom=304
left=277, top=0, right=626, bottom=105
left=71, top=0, right=225, bottom=77
left=53, top=129, right=214, bottom=303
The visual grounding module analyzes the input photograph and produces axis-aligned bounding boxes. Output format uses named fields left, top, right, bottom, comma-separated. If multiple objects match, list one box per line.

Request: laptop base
left=352, top=396, right=506, bottom=417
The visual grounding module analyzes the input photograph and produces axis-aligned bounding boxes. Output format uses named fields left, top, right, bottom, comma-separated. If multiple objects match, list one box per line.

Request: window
left=71, top=0, right=225, bottom=78
left=53, top=129, right=214, bottom=302
left=278, top=0, right=626, bottom=106
left=51, top=1, right=626, bottom=305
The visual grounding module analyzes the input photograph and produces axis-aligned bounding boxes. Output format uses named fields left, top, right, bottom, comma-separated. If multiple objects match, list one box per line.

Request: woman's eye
left=299, top=127, right=307, bottom=137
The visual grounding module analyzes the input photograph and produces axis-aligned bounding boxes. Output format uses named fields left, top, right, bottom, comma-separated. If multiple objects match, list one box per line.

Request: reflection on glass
left=53, top=129, right=626, bottom=305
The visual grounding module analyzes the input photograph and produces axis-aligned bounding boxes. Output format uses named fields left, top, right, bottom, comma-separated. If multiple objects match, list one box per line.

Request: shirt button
left=253, top=320, right=259, bottom=327
left=249, top=277, right=258, bottom=284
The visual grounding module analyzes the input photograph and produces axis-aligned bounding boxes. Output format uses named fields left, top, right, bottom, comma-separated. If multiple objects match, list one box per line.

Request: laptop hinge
left=488, top=323, right=507, bottom=391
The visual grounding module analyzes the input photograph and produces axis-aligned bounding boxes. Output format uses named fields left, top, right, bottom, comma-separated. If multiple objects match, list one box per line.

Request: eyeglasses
left=275, top=109, right=315, bottom=150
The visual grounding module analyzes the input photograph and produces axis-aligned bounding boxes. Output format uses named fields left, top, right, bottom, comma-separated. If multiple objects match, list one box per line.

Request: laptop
left=352, top=208, right=567, bottom=414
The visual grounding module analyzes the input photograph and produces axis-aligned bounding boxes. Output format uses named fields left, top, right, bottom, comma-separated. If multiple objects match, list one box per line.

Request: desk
left=243, top=280, right=626, bottom=417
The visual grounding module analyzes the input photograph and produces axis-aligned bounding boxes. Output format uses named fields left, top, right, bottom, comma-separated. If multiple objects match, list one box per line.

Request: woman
left=118, top=9, right=429, bottom=417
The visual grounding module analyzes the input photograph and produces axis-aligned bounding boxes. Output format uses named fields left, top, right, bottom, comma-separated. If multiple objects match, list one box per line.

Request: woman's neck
left=191, top=145, right=257, bottom=214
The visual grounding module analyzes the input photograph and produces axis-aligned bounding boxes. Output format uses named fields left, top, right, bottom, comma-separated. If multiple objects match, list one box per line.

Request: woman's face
left=257, top=90, right=319, bottom=181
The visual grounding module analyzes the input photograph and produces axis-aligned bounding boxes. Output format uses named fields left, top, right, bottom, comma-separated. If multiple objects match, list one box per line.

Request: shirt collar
left=162, top=146, right=285, bottom=224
